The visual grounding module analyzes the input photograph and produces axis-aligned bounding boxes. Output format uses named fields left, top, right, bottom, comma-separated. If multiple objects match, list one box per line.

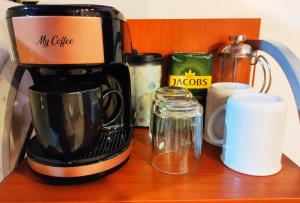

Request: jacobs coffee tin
left=168, top=53, right=212, bottom=108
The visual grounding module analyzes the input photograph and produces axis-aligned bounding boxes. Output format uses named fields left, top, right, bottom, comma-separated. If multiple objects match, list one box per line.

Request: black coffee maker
left=6, top=5, right=132, bottom=179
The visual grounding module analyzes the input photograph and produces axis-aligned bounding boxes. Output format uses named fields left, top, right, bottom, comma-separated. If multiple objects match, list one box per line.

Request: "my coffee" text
left=36, top=35, right=74, bottom=48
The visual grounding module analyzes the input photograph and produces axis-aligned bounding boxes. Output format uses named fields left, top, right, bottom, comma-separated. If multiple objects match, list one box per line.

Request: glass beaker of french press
left=214, top=35, right=271, bottom=93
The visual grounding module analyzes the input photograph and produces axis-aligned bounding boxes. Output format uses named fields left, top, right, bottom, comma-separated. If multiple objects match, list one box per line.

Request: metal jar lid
left=218, top=35, right=254, bottom=58
left=132, top=53, right=163, bottom=65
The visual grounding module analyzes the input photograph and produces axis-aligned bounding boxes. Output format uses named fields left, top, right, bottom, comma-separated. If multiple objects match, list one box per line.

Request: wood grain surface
left=127, top=19, right=260, bottom=55
left=0, top=128, right=299, bottom=203
left=127, top=19, right=261, bottom=84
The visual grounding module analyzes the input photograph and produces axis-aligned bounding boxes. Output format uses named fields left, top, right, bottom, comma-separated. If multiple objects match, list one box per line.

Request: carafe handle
left=102, top=89, right=123, bottom=127
left=252, top=54, right=272, bottom=93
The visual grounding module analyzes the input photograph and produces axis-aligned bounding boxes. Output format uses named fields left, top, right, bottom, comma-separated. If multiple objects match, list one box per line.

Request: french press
left=214, top=35, right=272, bottom=93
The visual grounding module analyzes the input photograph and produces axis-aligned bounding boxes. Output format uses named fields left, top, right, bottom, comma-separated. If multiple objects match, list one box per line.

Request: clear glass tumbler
left=149, top=86, right=193, bottom=142
left=150, top=97, right=203, bottom=174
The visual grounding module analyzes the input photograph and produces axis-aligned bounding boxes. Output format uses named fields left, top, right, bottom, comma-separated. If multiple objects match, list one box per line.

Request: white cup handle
left=207, top=104, right=226, bottom=146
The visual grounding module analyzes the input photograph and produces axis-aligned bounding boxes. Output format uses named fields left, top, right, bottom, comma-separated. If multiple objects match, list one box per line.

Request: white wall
left=1, top=0, right=299, bottom=165
left=0, top=1, right=19, bottom=49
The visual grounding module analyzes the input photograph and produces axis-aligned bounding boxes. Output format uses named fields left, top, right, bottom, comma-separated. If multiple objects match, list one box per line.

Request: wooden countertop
left=0, top=128, right=299, bottom=202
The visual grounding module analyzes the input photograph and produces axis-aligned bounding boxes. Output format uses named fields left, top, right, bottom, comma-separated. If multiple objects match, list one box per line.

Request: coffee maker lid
left=6, top=4, right=125, bottom=21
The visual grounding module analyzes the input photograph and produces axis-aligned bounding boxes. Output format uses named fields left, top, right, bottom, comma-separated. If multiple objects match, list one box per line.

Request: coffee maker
left=6, top=5, right=132, bottom=179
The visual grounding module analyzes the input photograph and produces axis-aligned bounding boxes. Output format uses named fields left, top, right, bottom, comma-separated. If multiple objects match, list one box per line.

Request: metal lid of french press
left=219, top=35, right=254, bottom=58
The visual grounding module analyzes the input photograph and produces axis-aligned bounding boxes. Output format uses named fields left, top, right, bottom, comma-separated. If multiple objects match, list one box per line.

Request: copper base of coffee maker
left=27, top=127, right=131, bottom=179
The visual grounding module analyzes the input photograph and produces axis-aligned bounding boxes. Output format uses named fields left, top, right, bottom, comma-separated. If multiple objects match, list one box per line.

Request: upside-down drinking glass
left=150, top=97, right=203, bottom=174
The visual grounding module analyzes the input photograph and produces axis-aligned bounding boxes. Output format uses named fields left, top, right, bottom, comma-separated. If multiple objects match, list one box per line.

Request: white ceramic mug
left=204, top=82, right=253, bottom=146
left=220, top=93, right=287, bottom=176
